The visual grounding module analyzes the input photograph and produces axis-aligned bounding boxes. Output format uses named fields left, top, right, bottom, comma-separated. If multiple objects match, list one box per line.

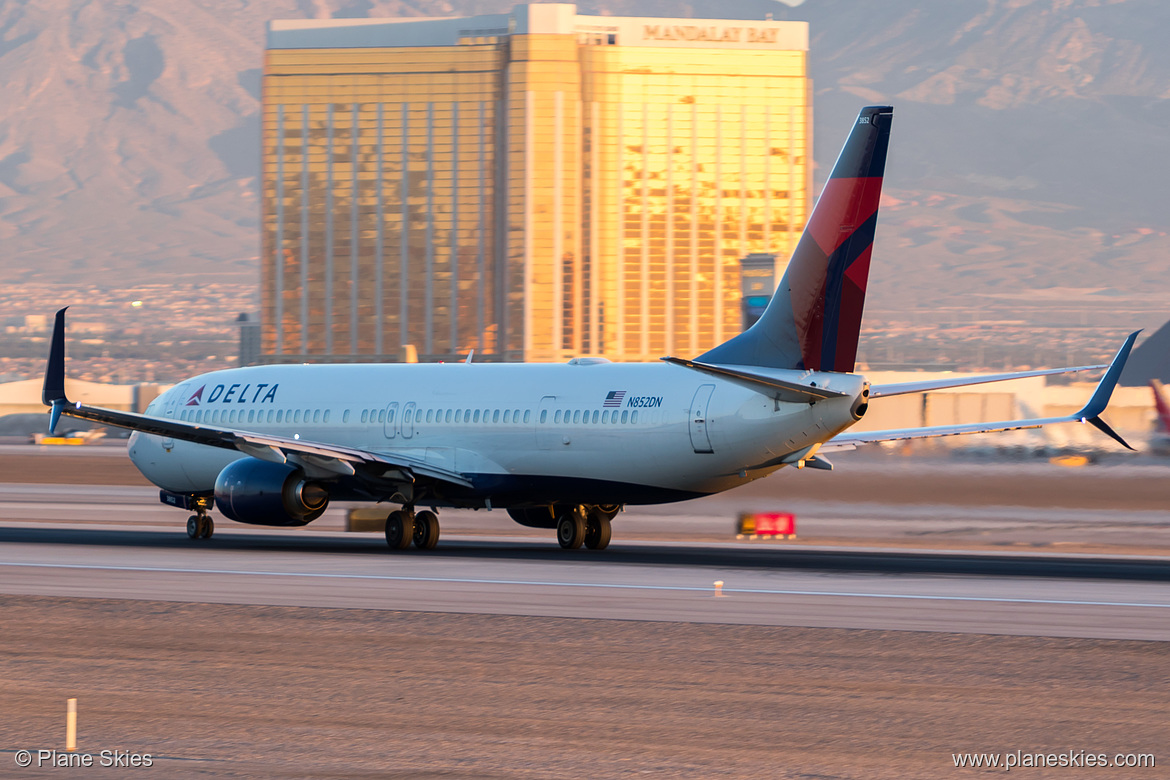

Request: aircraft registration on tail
left=41, top=106, right=1139, bottom=551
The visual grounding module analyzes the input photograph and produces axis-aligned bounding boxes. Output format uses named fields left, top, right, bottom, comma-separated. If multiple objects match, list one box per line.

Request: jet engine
left=213, top=458, right=329, bottom=526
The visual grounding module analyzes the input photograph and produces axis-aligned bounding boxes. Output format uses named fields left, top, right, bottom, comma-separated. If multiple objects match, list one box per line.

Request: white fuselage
left=128, top=360, right=867, bottom=507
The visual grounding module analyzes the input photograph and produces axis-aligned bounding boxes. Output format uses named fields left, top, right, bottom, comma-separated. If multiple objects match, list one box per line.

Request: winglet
left=42, top=307, right=70, bottom=433
left=1075, top=330, right=1140, bottom=450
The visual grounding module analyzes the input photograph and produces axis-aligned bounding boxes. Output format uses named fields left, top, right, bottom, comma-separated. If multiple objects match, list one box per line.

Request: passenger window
left=378, top=409, right=386, bottom=423
left=342, top=410, right=349, bottom=423
left=621, top=411, right=629, bottom=423
left=313, top=410, right=320, bottom=423
left=360, top=410, right=368, bottom=423
left=455, top=409, right=463, bottom=423
left=572, top=410, right=581, bottom=424
left=591, top=410, right=599, bottom=424
left=602, top=410, right=609, bottom=424
left=276, top=410, right=283, bottom=423
left=523, top=410, right=531, bottom=423
left=473, top=410, right=481, bottom=423
left=294, top=410, right=302, bottom=423
left=483, top=408, right=490, bottom=421
left=324, top=409, right=331, bottom=423
left=632, top=411, right=639, bottom=424
left=554, top=411, right=562, bottom=423
left=426, top=410, right=434, bottom=423
left=268, top=410, right=275, bottom=423
left=465, top=409, right=472, bottom=421
left=540, top=410, right=547, bottom=423
left=405, top=409, right=412, bottom=423
left=388, top=409, right=395, bottom=423
left=513, top=409, right=521, bottom=422
left=248, top=410, right=255, bottom=423
left=445, top=410, right=453, bottom=423
left=503, top=410, right=511, bottom=423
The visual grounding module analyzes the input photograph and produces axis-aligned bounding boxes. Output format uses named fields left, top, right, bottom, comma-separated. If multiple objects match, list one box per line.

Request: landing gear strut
left=385, top=507, right=442, bottom=551
left=185, top=496, right=214, bottom=541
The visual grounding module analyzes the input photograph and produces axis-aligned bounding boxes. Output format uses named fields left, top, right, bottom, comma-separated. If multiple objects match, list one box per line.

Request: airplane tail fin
left=698, top=105, right=893, bottom=372
left=1151, top=379, right=1170, bottom=433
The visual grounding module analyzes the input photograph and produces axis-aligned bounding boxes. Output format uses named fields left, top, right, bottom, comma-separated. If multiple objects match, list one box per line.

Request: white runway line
left=2, top=560, right=1169, bottom=610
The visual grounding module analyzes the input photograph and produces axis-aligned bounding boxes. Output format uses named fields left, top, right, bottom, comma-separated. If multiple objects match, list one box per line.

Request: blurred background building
left=260, top=3, right=810, bottom=364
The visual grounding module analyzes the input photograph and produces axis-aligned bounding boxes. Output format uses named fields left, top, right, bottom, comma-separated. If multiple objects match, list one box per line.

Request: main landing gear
left=385, top=507, right=440, bottom=551
left=556, top=505, right=613, bottom=551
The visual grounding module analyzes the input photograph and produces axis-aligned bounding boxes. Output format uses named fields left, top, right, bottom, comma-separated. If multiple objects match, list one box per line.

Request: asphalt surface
left=2, top=523, right=1168, bottom=640
left=2, top=451, right=1168, bottom=777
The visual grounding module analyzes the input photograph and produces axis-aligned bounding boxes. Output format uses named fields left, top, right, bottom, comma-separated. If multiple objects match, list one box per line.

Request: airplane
left=1149, top=380, right=1170, bottom=456
left=41, top=105, right=1138, bottom=551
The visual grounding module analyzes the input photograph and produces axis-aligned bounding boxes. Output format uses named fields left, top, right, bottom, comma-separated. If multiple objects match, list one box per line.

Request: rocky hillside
left=0, top=0, right=1166, bottom=324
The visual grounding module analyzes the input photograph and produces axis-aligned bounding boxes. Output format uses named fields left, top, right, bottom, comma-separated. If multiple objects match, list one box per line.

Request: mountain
left=0, top=0, right=1167, bottom=329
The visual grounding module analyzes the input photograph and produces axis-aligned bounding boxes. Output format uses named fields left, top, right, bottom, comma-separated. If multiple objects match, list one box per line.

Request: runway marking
left=1, top=561, right=1169, bottom=609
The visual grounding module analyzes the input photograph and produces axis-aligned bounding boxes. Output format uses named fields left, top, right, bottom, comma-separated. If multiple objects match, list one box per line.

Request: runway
left=2, top=523, right=1169, bottom=640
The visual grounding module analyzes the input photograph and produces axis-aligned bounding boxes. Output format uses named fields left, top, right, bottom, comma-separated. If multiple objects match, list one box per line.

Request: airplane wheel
left=186, top=515, right=200, bottom=540
left=596, top=504, right=622, bottom=521
left=200, top=517, right=215, bottom=539
left=556, top=508, right=586, bottom=550
left=584, top=513, right=611, bottom=550
left=413, top=510, right=440, bottom=550
left=385, top=510, right=413, bottom=550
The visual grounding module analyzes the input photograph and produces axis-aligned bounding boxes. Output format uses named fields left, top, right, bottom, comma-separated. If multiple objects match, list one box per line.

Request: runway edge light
left=66, top=698, right=76, bottom=752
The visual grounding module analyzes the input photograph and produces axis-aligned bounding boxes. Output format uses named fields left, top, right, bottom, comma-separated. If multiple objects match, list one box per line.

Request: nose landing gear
left=186, top=513, right=214, bottom=540
left=184, top=495, right=215, bottom=540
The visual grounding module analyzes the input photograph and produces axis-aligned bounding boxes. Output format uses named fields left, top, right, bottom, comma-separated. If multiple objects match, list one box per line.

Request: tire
left=200, top=517, right=215, bottom=539
left=584, top=513, right=611, bottom=550
left=186, top=515, right=200, bottom=540
left=413, top=510, right=440, bottom=550
left=385, top=510, right=414, bottom=550
left=556, top=509, right=586, bottom=550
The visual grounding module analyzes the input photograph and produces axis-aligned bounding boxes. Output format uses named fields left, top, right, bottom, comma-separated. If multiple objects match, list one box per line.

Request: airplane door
left=689, top=384, right=715, bottom=454
left=402, top=402, right=416, bottom=439
left=537, top=396, right=557, bottom=450
left=383, top=402, right=400, bottom=439
left=161, top=385, right=185, bottom=451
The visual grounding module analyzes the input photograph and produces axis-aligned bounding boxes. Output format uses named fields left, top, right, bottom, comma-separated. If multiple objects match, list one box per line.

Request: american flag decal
left=603, top=390, right=626, bottom=407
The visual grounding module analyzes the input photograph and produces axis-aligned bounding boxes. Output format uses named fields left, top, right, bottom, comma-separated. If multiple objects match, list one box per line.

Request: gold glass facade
left=261, top=6, right=809, bottom=363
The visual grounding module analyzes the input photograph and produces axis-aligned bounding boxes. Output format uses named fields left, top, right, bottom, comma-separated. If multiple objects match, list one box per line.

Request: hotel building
left=261, top=4, right=810, bottom=362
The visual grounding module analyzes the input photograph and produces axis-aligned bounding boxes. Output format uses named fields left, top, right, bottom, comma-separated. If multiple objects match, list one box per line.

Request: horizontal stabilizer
left=827, top=331, right=1140, bottom=451
left=870, top=364, right=1107, bottom=398
left=662, top=356, right=846, bottom=403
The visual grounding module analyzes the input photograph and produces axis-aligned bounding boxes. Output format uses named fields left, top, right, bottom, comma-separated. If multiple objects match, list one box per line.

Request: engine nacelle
left=214, top=458, right=329, bottom=527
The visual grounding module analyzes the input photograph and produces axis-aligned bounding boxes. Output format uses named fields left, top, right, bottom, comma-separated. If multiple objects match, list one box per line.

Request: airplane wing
left=41, top=308, right=472, bottom=488
left=824, top=331, right=1140, bottom=452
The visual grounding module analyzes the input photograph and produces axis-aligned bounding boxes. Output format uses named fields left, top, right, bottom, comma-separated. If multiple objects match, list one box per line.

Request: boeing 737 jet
left=42, top=106, right=1138, bottom=550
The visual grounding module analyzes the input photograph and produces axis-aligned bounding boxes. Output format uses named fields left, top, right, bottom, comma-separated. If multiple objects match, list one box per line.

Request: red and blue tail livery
left=699, top=105, right=892, bottom=372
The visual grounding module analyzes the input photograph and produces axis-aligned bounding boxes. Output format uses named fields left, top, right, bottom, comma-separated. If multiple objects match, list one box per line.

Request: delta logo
left=185, top=383, right=279, bottom=407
